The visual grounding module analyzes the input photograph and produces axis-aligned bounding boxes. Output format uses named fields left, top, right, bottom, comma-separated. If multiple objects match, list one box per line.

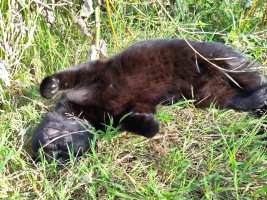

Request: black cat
left=33, top=39, right=267, bottom=161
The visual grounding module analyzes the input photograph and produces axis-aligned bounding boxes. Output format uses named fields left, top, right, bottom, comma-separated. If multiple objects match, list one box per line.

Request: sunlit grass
left=0, top=0, right=266, bottom=199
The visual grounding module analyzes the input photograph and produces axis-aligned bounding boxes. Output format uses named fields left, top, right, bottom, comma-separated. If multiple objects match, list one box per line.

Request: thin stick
left=105, top=0, right=120, bottom=49
left=95, top=2, right=101, bottom=52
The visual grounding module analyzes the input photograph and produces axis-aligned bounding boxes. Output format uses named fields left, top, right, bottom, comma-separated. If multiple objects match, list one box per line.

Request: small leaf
left=74, top=0, right=94, bottom=36
left=81, top=171, right=93, bottom=184
left=80, top=0, right=94, bottom=18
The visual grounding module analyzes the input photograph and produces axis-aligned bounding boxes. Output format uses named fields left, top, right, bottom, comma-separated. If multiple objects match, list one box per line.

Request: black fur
left=34, top=39, right=267, bottom=161
left=32, top=111, right=94, bottom=162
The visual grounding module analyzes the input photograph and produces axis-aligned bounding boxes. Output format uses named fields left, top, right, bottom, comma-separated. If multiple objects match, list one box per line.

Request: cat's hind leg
left=40, top=69, right=81, bottom=99
left=40, top=62, right=94, bottom=99
left=229, top=86, right=267, bottom=112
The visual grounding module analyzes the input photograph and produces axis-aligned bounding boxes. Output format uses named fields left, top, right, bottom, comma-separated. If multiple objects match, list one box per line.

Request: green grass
left=1, top=0, right=267, bottom=199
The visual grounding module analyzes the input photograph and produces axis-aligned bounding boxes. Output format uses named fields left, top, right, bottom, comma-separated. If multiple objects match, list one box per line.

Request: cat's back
left=108, top=39, right=252, bottom=84
left=121, top=39, right=246, bottom=61
left=112, top=39, right=191, bottom=75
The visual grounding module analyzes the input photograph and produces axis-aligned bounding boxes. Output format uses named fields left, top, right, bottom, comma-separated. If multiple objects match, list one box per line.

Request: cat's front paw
left=121, top=113, right=160, bottom=138
left=40, top=76, right=59, bottom=99
left=135, top=113, right=160, bottom=137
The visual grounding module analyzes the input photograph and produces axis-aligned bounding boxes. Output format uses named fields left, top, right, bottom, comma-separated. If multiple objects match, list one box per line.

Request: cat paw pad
left=40, top=76, right=59, bottom=99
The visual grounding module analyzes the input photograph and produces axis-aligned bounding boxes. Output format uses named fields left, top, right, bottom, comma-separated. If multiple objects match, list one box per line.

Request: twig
left=105, top=0, right=120, bottom=49
left=95, top=2, right=101, bottom=52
